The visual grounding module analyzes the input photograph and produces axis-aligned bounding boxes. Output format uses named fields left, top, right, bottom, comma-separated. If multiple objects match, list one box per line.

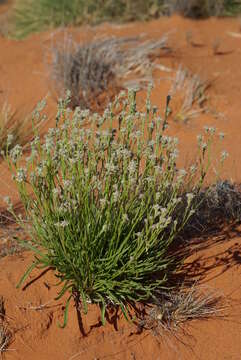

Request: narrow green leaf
left=55, top=282, right=72, bottom=301
left=58, top=295, right=72, bottom=329
left=100, top=303, right=106, bottom=325
left=16, top=261, right=38, bottom=289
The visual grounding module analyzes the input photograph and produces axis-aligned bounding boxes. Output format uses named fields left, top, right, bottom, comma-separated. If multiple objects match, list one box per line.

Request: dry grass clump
left=139, top=285, right=226, bottom=334
left=0, top=296, right=12, bottom=355
left=0, top=0, right=13, bottom=37
left=0, top=102, right=46, bottom=158
left=0, top=103, right=31, bottom=156
left=0, top=323, right=12, bottom=355
left=49, top=34, right=169, bottom=109
left=170, top=66, right=210, bottom=123
left=0, top=202, right=25, bottom=258
left=164, top=0, right=241, bottom=18
left=190, top=180, right=241, bottom=232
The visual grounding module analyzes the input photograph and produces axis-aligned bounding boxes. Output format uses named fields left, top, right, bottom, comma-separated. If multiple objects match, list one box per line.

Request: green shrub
left=223, top=0, right=241, bottom=15
left=6, top=89, right=221, bottom=325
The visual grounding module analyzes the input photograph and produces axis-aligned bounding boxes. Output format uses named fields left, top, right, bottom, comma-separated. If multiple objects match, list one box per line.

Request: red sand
left=0, top=10, right=241, bottom=360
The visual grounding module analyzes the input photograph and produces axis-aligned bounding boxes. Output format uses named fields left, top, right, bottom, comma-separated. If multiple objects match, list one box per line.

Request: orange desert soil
left=0, top=8, right=241, bottom=360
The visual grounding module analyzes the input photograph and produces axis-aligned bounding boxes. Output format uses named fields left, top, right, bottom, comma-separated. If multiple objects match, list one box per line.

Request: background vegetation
left=11, top=0, right=241, bottom=38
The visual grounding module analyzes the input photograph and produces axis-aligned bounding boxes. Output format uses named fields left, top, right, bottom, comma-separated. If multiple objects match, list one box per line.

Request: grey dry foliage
left=49, top=34, right=169, bottom=108
left=177, top=180, right=241, bottom=239
left=170, top=65, right=210, bottom=122
left=0, top=296, right=12, bottom=355
left=164, top=0, right=226, bottom=18
left=194, top=181, right=241, bottom=227
left=0, top=102, right=45, bottom=157
left=0, top=323, right=12, bottom=355
left=140, top=285, right=225, bottom=334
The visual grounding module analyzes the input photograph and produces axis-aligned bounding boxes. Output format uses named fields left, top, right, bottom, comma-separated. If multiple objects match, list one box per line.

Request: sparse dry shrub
left=49, top=34, right=168, bottom=109
left=192, top=180, right=241, bottom=229
left=170, top=65, right=210, bottom=123
left=139, top=285, right=226, bottom=334
left=164, top=0, right=226, bottom=18
left=0, top=296, right=13, bottom=355
left=0, top=101, right=46, bottom=158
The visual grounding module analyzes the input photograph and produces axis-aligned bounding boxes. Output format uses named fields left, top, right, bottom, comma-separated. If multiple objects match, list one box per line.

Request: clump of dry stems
left=139, top=285, right=226, bottom=335
left=170, top=65, right=211, bottom=123
left=0, top=101, right=46, bottom=158
left=0, top=296, right=12, bottom=355
left=49, top=34, right=169, bottom=109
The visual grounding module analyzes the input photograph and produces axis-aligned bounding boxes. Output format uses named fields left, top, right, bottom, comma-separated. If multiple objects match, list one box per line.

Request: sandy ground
left=0, top=6, right=241, bottom=360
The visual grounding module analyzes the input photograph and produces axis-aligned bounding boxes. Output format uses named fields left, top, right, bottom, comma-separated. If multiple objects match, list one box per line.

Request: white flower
left=4, top=196, right=13, bottom=211
left=3, top=196, right=10, bottom=204
left=112, top=191, right=119, bottom=203
left=80, top=109, right=90, bottom=118
left=170, top=149, right=179, bottom=160
left=122, top=149, right=132, bottom=158
left=16, top=168, right=27, bottom=183
left=201, top=142, right=207, bottom=151
left=178, top=169, right=187, bottom=177
left=156, top=192, right=161, bottom=200
left=84, top=168, right=89, bottom=176
left=190, top=165, right=197, bottom=173
left=27, top=149, right=38, bottom=163
left=186, top=193, right=194, bottom=204
left=145, top=176, right=154, bottom=183
left=153, top=204, right=160, bottom=211
left=148, top=140, right=155, bottom=147
left=119, top=90, right=126, bottom=98
left=100, top=198, right=107, bottom=208
left=128, top=160, right=136, bottom=175
left=63, top=180, right=72, bottom=189
left=149, top=154, right=157, bottom=162
left=36, top=165, right=44, bottom=177
left=154, top=166, right=162, bottom=175
left=160, top=207, right=167, bottom=215
left=44, top=134, right=54, bottom=151
left=52, top=188, right=60, bottom=196
left=10, top=144, right=22, bottom=163
left=173, top=137, right=179, bottom=145
left=7, top=134, right=14, bottom=146
left=55, top=220, right=69, bottom=228
left=209, top=127, right=216, bottom=135
left=221, top=150, right=228, bottom=161
left=105, top=162, right=116, bottom=173
left=197, top=134, right=203, bottom=144
left=172, top=197, right=181, bottom=205
left=101, top=224, right=108, bottom=232
left=122, top=213, right=129, bottom=222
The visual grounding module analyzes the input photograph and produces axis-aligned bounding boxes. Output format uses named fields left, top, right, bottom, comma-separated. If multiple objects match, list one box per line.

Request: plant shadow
left=172, top=220, right=241, bottom=287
